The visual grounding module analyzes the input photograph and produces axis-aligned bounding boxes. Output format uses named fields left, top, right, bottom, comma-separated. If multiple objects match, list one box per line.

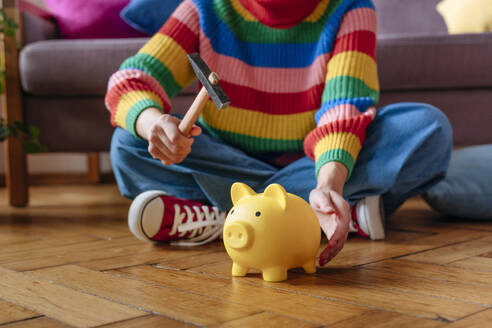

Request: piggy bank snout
left=224, top=222, right=252, bottom=249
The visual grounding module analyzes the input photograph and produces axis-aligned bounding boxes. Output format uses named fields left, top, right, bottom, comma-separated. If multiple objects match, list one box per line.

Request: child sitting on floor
left=105, top=0, right=452, bottom=265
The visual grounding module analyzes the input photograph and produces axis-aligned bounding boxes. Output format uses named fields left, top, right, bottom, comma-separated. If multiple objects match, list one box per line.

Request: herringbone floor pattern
left=0, top=184, right=491, bottom=327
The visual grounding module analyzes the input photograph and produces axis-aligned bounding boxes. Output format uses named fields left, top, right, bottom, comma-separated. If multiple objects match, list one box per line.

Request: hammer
left=178, top=53, right=230, bottom=135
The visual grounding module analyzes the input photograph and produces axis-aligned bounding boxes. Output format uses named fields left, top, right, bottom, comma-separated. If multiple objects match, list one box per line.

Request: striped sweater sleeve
left=304, top=2, right=379, bottom=179
left=105, top=0, right=200, bottom=138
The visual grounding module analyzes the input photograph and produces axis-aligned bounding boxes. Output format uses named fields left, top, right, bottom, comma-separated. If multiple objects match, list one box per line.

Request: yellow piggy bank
left=223, top=182, right=321, bottom=282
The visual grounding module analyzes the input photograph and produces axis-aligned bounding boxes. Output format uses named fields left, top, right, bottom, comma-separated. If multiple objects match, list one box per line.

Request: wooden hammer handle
left=178, top=86, right=209, bottom=136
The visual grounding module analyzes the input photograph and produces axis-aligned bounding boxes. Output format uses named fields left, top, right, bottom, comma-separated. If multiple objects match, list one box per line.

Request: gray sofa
left=4, top=0, right=492, bottom=205
left=374, top=0, right=492, bottom=146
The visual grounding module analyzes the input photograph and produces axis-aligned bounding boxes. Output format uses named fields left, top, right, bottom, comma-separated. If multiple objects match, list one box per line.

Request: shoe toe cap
left=141, top=197, right=165, bottom=239
left=128, top=191, right=166, bottom=241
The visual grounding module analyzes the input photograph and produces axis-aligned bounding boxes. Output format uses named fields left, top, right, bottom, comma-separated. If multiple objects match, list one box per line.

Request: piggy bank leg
left=262, top=267, right=287, bottom=282
left=302, top=260, right=317, bottom=274
left=232, top=262, right=249, bottom=276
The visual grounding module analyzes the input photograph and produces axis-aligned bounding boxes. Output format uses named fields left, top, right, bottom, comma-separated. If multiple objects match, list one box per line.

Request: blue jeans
left=110, top=103, right=452, bottom=217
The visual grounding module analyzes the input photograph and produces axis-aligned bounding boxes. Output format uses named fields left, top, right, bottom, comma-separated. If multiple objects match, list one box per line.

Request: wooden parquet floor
left=0, top=184, right=491, bottom=327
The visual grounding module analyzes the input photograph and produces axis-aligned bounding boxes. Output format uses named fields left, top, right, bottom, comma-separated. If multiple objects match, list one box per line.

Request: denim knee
left=416, top=103, right=453, bottom=155
left=406, top=103, right=453, bottom=175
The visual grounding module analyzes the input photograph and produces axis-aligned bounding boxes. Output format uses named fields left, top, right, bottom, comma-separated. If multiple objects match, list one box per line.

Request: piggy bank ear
left=263, top=184, right=287, bottom=210
left=231, top=182, right=256, bottom=205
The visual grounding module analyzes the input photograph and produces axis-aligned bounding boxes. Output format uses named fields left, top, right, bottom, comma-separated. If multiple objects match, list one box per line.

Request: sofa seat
left=378, top=33, right=492, bottom=91
left=20, top=38, right=147, bottom=96
left=20, top=33, right=492, bottom=98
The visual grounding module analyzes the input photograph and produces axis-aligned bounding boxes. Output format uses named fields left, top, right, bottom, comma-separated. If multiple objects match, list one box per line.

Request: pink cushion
left=44, top=0, right=145, bottom=39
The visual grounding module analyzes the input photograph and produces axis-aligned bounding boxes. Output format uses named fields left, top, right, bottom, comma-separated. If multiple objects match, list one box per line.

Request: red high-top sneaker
left=128, top=191, right=226, bottom=246
left=349, top=195, right=385, bottom=240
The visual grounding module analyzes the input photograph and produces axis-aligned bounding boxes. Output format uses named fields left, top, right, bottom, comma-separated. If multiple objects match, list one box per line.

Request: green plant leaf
left=14, top=121, right=31, bottom=135
left=7, top=19, right=18, bottom=29
left=7, top=123, right=18, bottom=137
left=22, top=140, right=47, bottom=153
left=29, top=126, right=40, bottom=137
left=0, top=125, right=10, bottom=141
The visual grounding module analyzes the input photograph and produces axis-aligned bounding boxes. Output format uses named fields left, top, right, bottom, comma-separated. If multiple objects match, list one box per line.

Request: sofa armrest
left=22, top=11, right=57, bottom=44
left=377, top=32, right=492, bottom=91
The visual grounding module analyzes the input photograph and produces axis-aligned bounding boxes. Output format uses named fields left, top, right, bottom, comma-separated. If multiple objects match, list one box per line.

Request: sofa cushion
left=20, top=38, right=198, bottom=97
left=437, top=0, right=492, bottom=34
left=120, top=0, right=183, bottom=35
left=21, top=33, right=492, bottom=97
left=378, top=33, right=492, bottom=91
left=20, top=38, right=147, bottom=96
left=423, top=145, right=492, bottom=220
left=44, top=0, right=145, bottom=39
left=20, top=38, right=202, bottom=97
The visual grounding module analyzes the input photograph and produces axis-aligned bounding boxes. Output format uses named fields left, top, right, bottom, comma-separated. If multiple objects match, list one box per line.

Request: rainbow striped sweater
left=105, top=0, right=379, bottom=179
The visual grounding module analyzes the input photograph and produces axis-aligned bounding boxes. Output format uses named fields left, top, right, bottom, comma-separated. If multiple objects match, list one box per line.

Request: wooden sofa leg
left=87, top=153, right=101, bottom=183
left=5, top=138, right=28, bottom=207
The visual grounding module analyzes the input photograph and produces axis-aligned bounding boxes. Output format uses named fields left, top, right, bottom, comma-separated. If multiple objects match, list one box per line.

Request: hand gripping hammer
left=178, top=53, right=230, bottom=135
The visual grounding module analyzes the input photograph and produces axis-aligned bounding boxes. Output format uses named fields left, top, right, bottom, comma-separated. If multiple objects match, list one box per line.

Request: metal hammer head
left=187, top=53, right=230, bottom=110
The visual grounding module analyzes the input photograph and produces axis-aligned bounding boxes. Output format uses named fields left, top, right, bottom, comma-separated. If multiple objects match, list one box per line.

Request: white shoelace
left=169, top=204, right=226, bottom=246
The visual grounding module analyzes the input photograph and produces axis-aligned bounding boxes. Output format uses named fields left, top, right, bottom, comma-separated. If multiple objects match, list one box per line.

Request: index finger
left=319, top=226, right=348, bottom=266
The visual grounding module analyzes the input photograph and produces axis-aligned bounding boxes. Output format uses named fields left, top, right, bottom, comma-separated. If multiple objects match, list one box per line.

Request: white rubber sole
left=356, top=195, right=385, bottom=240
left=128, top=190, right=167, bottom=242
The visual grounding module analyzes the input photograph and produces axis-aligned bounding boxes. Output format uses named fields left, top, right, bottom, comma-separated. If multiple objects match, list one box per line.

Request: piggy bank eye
left=255, top=211, right=261, bottom=217
left=230, top=209, right=234, bottom=215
